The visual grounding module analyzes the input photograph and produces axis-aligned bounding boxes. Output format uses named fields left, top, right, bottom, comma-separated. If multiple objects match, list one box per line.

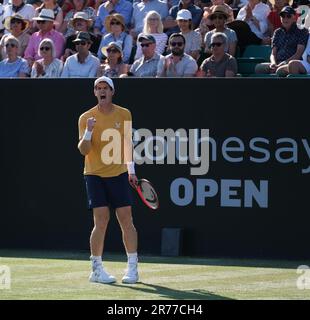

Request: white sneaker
left=122, top=263, right=139, bottom=284
left=89, top=268, right=116, bottom=284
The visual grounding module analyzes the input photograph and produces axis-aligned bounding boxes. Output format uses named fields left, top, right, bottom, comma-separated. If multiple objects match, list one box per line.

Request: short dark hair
left=169, top=33, right=186, bottom=45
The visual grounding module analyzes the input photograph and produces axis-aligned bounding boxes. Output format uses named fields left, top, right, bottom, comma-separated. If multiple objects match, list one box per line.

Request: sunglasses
left=211, top=14, right=225, bottom=20
left=178, top=19, right=189, bottom=23
left=75, top=40, right=87, bottom=46
left=280, top=13, right=293, bottom=19
left=40, top=46, right=51, bottom=51
left=141, top=43, right=153, bottom=48
left=170, top=41, right=184, bottom=47
left=37, top=20, right=47, bottom=24
left=11, top=19, right=23, bottom=24
left=110, top=21, right=121, bottom=26
left=210, top=42, right=223, bottom=48
left=5, top=43, right=17, bottom=48
left=107, top=48, right=120, bottom=53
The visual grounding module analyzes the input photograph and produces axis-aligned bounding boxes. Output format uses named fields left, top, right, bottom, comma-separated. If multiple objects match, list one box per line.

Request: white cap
left=94, top=76, right=114, bottom=91
left=176, top=9, right=192, bottom=21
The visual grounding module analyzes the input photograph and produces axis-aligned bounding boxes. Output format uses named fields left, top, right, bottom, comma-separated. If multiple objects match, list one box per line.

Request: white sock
left=90, top=255, right=103, bottom=272
left=127, top=252, right=138, bottom=265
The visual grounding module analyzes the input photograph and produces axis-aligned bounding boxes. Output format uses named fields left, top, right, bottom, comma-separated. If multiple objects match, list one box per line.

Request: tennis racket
left=133, top=179, right=159, bottom=210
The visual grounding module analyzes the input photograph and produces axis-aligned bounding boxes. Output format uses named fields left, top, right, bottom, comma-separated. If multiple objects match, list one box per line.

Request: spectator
left=255, top=6, right=308, bottom=75
left=176, top=9, right=202, bottom=60
left=3, top=0, right=36, bottom=31
left=164, top=0, right=203, bottom=36
left=131, top=0, right=169, bottom=38
left=127, top=33, right=164, bottom=76
left=0, top=35, right=30, bottom=77
left=63, top=11, right=101, bottom=60
left=201, top=0, right=234, bottom=30
left=134, top=10, right=168, bottom=59
left=97, top=41, right=128, bottom=76
left=157, top=32, right=198, bottom=76
left=204, top=5, right=237, bottom=56
left=0, top=14, right=30, bottom=59
left=61, top=31, right=100, bottom=77
left=60, top=0, right=96, bottom=37
left=235, top=0, right=271, bottom=44
left=94, top=0, right=133, bottom=35
left=288, top=34, right=310, bottom=74
left=31, top=38, right=63, bottom=77
left=97, top=13, right=133, bottom=63
left=34, top=0, right=64, bottom=31
left=198, top=32, right=237, bottom=76
left=268, top=0, right=291, bottom=35
left=24, top=9, right=65, bottom=65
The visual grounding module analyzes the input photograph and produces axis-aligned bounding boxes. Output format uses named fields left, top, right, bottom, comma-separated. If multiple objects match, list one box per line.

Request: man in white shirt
left=236, top=0, right=270, bottom=41
left=61, top=31, right=100, bottom=78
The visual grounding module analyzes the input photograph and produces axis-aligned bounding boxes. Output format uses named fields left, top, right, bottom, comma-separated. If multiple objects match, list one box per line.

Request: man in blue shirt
left=255, top=6, right=309, bottom=75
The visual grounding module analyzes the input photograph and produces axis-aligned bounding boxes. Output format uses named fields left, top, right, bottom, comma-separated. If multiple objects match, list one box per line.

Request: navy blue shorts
left=84, top=173, right=133, bottom=209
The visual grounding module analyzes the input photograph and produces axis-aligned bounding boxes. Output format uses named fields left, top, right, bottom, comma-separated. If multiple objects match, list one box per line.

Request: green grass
left=0, top=250, right=310, bottom=300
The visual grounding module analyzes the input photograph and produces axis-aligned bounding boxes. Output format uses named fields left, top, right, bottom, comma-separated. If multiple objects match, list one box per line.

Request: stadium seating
left=237, top=45, right=272, bottom=76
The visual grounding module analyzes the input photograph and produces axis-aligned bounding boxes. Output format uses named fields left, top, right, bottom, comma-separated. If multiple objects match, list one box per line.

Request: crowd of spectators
left=0, top=0, right=309, bottom=78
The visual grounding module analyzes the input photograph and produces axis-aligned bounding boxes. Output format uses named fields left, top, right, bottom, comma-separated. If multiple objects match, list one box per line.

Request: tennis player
left=78, top=76, right=139, bottom=284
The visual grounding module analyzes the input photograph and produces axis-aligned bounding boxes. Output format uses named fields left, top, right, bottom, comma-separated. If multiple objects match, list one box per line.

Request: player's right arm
left=78, top=116, right=96, bottom=156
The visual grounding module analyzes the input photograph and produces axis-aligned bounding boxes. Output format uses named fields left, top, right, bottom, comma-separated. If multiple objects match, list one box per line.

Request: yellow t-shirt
left=78, top=104, right=132, bottom=177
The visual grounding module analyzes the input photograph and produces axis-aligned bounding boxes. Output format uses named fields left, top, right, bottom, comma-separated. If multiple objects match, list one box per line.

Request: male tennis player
left=78, top=76, right=139, bottom=284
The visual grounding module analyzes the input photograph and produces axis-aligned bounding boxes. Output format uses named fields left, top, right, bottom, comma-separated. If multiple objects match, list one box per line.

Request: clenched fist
left=87, top=117, right=96, bottom=131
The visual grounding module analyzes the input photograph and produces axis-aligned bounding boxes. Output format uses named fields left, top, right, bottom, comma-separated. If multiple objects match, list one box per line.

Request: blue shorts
left=84, top=173, right=133, bottom=209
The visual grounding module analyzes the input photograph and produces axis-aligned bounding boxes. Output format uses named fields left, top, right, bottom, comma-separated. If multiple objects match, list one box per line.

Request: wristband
left=83, top=130, right=92, bottom=141
left=127, top=162, right=135, bottom=175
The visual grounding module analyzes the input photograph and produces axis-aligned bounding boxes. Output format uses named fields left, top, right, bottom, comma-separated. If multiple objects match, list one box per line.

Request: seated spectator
left=60, top=0, right=96, bottom=37
left=198, top=32, right=237, bottom=76
left=204, top=5, right=237, bottom=56
left=288, top=34, right=310, bottom=74
left=34, top=0, right=64, bottom=31
left=126, top=33, right=164, bottom=76
left=235, top=0, right=271, bottom=45
left=94, top=0, right=133, bottom=35
left=63, top=11, right=101, bottom=60
left=131, top=0, right=169, bottom=38
left=61, top=31, right=100, bottom=76
left=31, top=38, right=63, bottom=77
left=268, top=0, right=291, bottom=35
left=97, top=41, right=128, bottom=76
left=134, top=10, right=168, bottom=59
left=1, top=14, right=30, bottom=59
left=202, top=0, right=234, bottom=29
left=176, top=9, right=202, bottom=60
left=255, top=6, right=309, bottom=75
left=164, top=0, right=203, bottom=36
left=3, top=0, right=36, bottom=30
left=24, top=9, right=65, bottom=65
left=97, top=13, right=133, bottom=63
left=157, top=32, right=198, bottom=76
left=0, top=35, right=30, bottom=77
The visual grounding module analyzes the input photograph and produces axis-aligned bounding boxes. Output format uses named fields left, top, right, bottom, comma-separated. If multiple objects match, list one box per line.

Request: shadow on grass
left=111, top=282, right=234, bottom=300
left=0, top=249, right=309, bottom=270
